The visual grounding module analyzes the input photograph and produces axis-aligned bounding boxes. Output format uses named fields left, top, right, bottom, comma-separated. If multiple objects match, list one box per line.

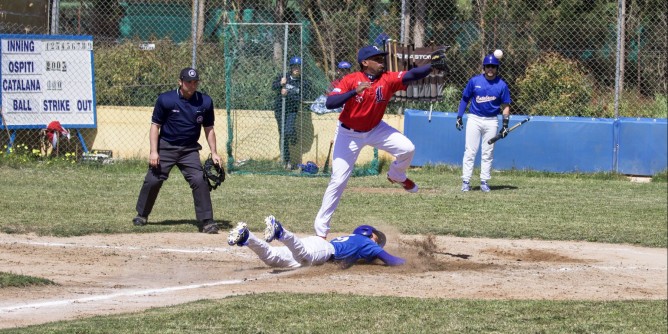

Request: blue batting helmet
left=353, top=225, right=386, bottom=247
left=483, top=54, right=500, bottom=66
left=297, top=161, right=319, bottom=174
left=289, top=56, right=302, bottom=66
left=337, top=61, right=352, bottom=69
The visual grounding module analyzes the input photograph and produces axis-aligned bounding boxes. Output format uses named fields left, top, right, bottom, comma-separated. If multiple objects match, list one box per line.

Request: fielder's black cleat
left=132, top=216, right=147, bottom=226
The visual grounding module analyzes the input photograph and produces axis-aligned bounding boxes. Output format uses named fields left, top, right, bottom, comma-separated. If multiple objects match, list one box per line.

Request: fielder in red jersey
left=313, top=45, right=443, bottom=238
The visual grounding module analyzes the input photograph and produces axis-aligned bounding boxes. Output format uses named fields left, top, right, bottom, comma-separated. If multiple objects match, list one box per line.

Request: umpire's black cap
left=179, top=67, right=200, bottom=81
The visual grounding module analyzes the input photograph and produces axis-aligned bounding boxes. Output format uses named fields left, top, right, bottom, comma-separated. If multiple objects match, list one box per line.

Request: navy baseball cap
left=179, top=67, right=200, bottom=81
left=357, top=45, right=388, bottom=63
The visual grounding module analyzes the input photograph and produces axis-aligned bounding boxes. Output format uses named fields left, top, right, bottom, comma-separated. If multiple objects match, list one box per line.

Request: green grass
left=2, top=294, right=665, bottom=334
left=1, top=162, right=666, bottom=332
left=0, top=272, right=56, bottom=288
left=0, top=161, right=666, bottom=247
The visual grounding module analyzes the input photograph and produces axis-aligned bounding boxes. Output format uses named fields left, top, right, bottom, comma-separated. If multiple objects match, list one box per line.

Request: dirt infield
left=1, top=232, right=666, bottom=329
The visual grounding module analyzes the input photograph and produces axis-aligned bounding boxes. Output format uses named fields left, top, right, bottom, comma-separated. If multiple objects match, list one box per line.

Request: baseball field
left=0, top=162, right=666, bottom=333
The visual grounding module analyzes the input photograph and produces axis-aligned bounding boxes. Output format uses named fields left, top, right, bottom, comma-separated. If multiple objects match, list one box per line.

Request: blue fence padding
left=616, top=118, right=668, bottom=175
left=493, top=115, right=614, bottom=172
left=404, top=110, right=621, bottom=173
left=404, top=109, right=467, bottom=166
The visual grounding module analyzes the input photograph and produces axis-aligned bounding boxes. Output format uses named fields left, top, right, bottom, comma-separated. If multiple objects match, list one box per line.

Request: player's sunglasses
left=366, top=55, right=385, bottom=63
left=484, top=65, right=498, bottom=69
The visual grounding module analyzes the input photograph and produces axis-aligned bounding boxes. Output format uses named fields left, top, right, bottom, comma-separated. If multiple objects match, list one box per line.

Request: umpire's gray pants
left=135, top=140, right=213, bottom=222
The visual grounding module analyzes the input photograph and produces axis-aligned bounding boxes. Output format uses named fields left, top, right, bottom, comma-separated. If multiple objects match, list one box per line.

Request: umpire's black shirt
left=151, top=89, right=215, bottom=147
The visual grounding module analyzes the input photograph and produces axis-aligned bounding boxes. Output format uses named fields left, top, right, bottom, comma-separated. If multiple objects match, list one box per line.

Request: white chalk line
left=0, top=240, right=272, bottom=314
left=0, top=279, right=245, bottom=313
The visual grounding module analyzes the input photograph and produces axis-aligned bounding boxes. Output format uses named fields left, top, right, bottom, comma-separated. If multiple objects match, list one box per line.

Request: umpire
left=132, top=67, right=221, bottom=234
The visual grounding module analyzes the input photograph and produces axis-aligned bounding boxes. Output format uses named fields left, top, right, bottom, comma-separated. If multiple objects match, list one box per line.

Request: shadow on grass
left=146, top=219, right=234, bottom=231
left=471, top=185, right=519, bottom=191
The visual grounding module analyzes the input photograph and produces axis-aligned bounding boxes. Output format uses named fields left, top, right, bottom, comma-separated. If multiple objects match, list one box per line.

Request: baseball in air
left=493, top=49, right=503, bottom=59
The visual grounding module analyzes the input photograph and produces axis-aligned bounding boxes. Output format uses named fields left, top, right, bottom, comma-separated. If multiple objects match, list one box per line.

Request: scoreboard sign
left=0, top=34, right=96, bottom=129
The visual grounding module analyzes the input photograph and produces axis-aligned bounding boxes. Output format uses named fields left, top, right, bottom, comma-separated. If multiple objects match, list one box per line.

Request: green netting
left=222, top=22, right=379, bottom=177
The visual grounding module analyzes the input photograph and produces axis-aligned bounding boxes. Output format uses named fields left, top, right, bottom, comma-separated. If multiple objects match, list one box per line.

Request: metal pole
left=50, top=0, right=61, bottom=34
left=400, top=0, right=406, bottom=44
left=613, top=0, right=626, bottom=119
left=280, top=23, right=288, bottom=165
left=191, top=0, right=199, bottom=68
left=298, top=24, right=303, bottom=164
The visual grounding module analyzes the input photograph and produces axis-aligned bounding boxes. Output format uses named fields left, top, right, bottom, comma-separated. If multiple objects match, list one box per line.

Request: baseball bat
left=322, top=139, right=333, bottom=174
left=399, top=43, right=407, bottom=101
left=392, top=39, right=399, bottom=71
left=383, top=39, right=389, bottom=71
left=428, top=103, right=433, bottom=123
left=386, top=39, right=393, bottom=72
left=487, top=117, right=531, bottom=144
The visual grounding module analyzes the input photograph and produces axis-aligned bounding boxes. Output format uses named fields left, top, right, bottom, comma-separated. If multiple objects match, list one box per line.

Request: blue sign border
left=0, top=34, right=96, bottom=130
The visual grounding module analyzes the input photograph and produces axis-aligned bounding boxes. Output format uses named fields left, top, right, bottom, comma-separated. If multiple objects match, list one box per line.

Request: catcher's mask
left=203, top=155, right=225, bottom=191
left=353, top=225, right=386, bottom=247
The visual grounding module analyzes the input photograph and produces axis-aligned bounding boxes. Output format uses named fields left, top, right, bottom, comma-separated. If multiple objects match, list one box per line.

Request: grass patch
left=653, top=169, right=668, bottom=182
left=0, top=162, right=666, bottom=332
left=0, top=162, right=666, bottom=246
left=0, top=272, right=56, bottom=288
left=3, top=293, right=665, bottom=333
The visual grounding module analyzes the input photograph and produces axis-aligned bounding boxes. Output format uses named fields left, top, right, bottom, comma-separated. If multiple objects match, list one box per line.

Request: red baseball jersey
left=329, top=71, right=407, bottom=132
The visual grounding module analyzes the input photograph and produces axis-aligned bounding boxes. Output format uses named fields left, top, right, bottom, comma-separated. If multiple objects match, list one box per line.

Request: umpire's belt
left=340, top=123, right=369, bottom=133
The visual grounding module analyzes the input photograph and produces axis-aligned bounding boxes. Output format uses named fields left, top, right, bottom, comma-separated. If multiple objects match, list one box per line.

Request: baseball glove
left=430, top=47, right=450, bottom=72
left=203, top=155, right=225, bottom=191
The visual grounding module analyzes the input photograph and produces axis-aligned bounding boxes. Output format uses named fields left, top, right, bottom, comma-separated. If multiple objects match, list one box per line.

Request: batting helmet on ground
left=353, top=225, right=386, bottom=247
left=297, top=161, right=319, bottom=174
left=483, top=54, right=500, bottom=67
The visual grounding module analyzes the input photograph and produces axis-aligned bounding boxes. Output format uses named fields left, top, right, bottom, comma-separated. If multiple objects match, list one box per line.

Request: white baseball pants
left=314, top=121, right=415, bottom=237
left=246, top=230, right=335, bottom=268
left=462, top=114, right=499, bottom=183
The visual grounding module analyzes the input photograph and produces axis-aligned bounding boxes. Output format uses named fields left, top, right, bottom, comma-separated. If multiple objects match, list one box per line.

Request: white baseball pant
left=314, top=121, right=415, bottom=237
left=245, top=229, right=335, bottom=268
left=462, top=114, right=499, bottom=182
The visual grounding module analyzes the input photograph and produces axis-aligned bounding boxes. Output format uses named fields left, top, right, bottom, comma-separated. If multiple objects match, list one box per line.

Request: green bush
left=515, top=53, right=594, bottom=116
left=95, top=40, right=229, bottom=107
left=94, top=39, right=183, bottom=106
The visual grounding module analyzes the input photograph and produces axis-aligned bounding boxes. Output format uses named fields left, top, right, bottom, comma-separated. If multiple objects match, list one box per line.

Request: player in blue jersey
left=227, top=215, right=405, bottom=268
left=133, top=67, right=222, bottom=234
left=456, top=54, right=511, bottom=192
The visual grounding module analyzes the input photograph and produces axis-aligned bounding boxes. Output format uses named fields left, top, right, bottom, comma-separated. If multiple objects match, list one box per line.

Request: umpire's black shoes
left=201, top=219, right=219, bottom=234
left=132, top=215, right=147, bottom=226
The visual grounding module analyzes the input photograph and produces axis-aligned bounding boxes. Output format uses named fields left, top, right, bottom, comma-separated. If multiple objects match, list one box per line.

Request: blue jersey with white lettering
left=461, top=74, right=511, bottom=117
left=330, top=234, right=384, bottom=262
left=151, top=89, right=214, bottom=146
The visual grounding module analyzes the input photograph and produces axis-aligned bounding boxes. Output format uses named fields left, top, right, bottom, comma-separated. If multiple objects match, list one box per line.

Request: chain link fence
left=1, top=0, right=666, bottom=171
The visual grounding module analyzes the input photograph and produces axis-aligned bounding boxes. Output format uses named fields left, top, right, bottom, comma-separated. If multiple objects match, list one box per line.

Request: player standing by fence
left=313, top=45, right=448, bottom=238
left=132, top=67, right=221, bottom=234
left=272, top=56, right=313, bottom=170
left=456, top=54, right=511, bottom=192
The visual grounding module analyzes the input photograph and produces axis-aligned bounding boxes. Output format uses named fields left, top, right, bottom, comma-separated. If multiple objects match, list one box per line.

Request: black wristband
left=502, top=118, right=509, bottom=127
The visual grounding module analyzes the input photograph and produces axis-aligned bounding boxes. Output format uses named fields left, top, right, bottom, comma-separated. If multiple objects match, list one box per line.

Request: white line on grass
left=0, top=279, right=245, bottom=313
